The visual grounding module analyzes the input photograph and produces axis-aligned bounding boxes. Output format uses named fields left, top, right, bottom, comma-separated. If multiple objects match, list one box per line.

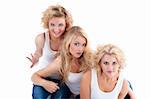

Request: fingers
left=30, top=64, right=34, bottom=68
left=55, top=83, right=60, bottom=89
left=26, top=57, right=32, bottom=62
left=47, top=83, right=60, bottom=93
left=26, top=54, right=34, bottom=68
left=50, top=89, right=56, bottom=93
left=26, top=53, right=34, bottom=62
left=50, top=85, right=60, bottom=93
left=31, top=53, right=34, bottom=58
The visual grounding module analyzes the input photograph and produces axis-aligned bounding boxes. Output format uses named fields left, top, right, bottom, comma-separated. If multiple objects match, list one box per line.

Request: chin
left=53, top=33, right=62, bottom=38
left=75, top=56, right=80, bottom=58
left=54, top=35, right=61, bottom=38
left=74, top=55, right=81, bottom=58
left=106, top=73, right=115, bottom=78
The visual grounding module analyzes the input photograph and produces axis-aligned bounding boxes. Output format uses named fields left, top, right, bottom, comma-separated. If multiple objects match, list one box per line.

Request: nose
left=53, top=26, right=60, bottom=33
left=108, top=65, right=114, bottom=71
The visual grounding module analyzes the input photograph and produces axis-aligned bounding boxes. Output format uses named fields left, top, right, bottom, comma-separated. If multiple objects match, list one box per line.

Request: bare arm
left=118, top=79, right=128, bottom=99
left=80, top=70, right=91, bottom=99
left=27, top=33, right=45, bottom=68
left=31, top=56, right=61, bottom=93
left=127, top=87, right=136, bottom=99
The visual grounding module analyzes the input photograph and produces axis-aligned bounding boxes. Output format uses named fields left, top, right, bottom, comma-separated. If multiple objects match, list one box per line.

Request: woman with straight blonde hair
left=31, top=26, right=93, bottom=99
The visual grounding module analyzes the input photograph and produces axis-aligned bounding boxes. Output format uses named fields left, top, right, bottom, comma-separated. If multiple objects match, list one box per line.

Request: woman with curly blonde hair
left=31, top=26, right=93, bottom=99
left=26, top=4, right=73, bottom=99
left=80, top=44, right=136, bottom=99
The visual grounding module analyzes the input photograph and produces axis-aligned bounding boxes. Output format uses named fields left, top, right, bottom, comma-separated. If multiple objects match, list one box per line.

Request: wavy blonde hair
left=94, top=44, right=125, bottom=73
left=41, top=4, right=73, bottom=31
left=59, top=26, right=93, bottom=82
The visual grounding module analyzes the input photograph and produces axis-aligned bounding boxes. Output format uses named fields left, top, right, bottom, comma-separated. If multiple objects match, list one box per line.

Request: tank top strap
left=91, top=68, right=98, bottom=89
left=113, top=72, right=124, bottom=93
left=44, top=32, right=50, bottom=46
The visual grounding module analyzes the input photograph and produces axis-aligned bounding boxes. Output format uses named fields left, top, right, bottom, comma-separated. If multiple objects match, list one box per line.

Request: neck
left=101, top=72, right=118, bottom=83
left=49, top=36, right=62, bottom=51
left=70, top=58, right=80, bottom=73
left=72, top=58, right=79, bottom=65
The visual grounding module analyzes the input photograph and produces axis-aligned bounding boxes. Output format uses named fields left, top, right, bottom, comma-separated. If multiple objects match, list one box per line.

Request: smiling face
left=100, top=54, right=120, bottom=78
left=48, top=17, right=66, bottom=39
left=69, top=36, right=86, bottom=58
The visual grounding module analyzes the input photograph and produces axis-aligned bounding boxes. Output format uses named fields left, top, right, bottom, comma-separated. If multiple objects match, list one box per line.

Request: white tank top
left=91, top=69, right=124, bottom=99
left=35, top=32, right=59, bottom=79
left=65, top=72, right=83, bottom=95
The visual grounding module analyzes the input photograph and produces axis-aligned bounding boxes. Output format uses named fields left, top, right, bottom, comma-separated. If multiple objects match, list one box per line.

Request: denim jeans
left=32, top=78, right=65, bottom=99
left=59, top=83, right=80, bottom=99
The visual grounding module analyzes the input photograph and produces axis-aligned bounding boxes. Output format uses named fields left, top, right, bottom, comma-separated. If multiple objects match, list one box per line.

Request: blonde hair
left=41, top=4, right=73, bottom=31
left=59, top=26, right=93, bottom=82
left=94, top=44, right=125, bottom=73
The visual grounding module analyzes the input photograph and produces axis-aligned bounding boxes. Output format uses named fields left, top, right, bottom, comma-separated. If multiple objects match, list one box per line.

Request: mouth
left=75, top=52, right=82, bottom=57
left=107, top=71, right=113, bottom=74
left=54, top=32, right=61, bottom=35
left=77, top=52, right=82, bottom=55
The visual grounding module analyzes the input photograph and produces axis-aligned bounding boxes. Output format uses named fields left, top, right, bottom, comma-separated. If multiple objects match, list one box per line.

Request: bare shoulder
left=82, top=69, right=92, bottom=82
left=35, top=33, right=45, bottom=48
left=35, top=33, right=45, bottom=42
left=83, top=70, right=91, bottom=77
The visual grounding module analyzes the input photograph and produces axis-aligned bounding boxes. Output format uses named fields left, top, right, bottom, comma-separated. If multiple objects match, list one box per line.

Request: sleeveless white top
left=65, top=72, right=83, bottom=95
left=35, top=32, right=58, bottom=79
left=91, top=69, right=124, bottom=99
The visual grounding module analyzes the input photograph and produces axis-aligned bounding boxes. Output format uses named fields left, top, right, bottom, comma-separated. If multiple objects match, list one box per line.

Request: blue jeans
left=59, top=83, right=80, bottom=99
left=32, top=78, right=67, bottom=99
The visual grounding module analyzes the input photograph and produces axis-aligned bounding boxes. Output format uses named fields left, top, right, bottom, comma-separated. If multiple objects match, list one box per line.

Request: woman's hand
left=26, top=53, right=39, bottom=68
left=43, top=81, right=60, bottom=93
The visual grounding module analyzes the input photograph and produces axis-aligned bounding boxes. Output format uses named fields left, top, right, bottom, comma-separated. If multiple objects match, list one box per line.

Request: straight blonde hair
left=59, top=26, right=93, bottom=82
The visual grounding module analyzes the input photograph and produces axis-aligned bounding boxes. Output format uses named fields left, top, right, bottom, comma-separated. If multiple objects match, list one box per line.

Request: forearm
left=33, top=50, right=42, bottom=60
left=31, top=72, right=46, bottom=86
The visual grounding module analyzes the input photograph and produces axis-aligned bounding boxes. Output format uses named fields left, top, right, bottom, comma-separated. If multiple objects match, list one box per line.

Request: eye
left=58, top=23, right=64, bottom=27
left=74, top=42, right=80, bottom=46
left=103, top=61, right=109, bottom=65
left=112, top=61, right=117, bottom=65
left=82, top=43, right=86, bottom=47
left=50, top=23, right=55, bottom=26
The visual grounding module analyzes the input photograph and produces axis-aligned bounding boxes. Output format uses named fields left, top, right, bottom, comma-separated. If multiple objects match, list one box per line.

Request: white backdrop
left=0, top=0, right=149, bottom=99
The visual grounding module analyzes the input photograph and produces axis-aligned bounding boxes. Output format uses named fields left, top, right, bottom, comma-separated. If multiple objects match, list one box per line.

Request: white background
left=0, top=0, right=149, bottom=99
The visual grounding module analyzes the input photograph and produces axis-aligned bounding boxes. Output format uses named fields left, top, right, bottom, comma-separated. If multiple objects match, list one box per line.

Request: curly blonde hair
left=41, top=4, right=73, bottom=31
left=59, top=26, right=93, bottom=82
left=94, top=44, right=125, bottom=73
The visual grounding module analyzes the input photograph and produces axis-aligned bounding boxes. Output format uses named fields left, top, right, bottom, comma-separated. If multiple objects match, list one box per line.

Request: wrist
left=33, top=53, right=41, bottom=60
